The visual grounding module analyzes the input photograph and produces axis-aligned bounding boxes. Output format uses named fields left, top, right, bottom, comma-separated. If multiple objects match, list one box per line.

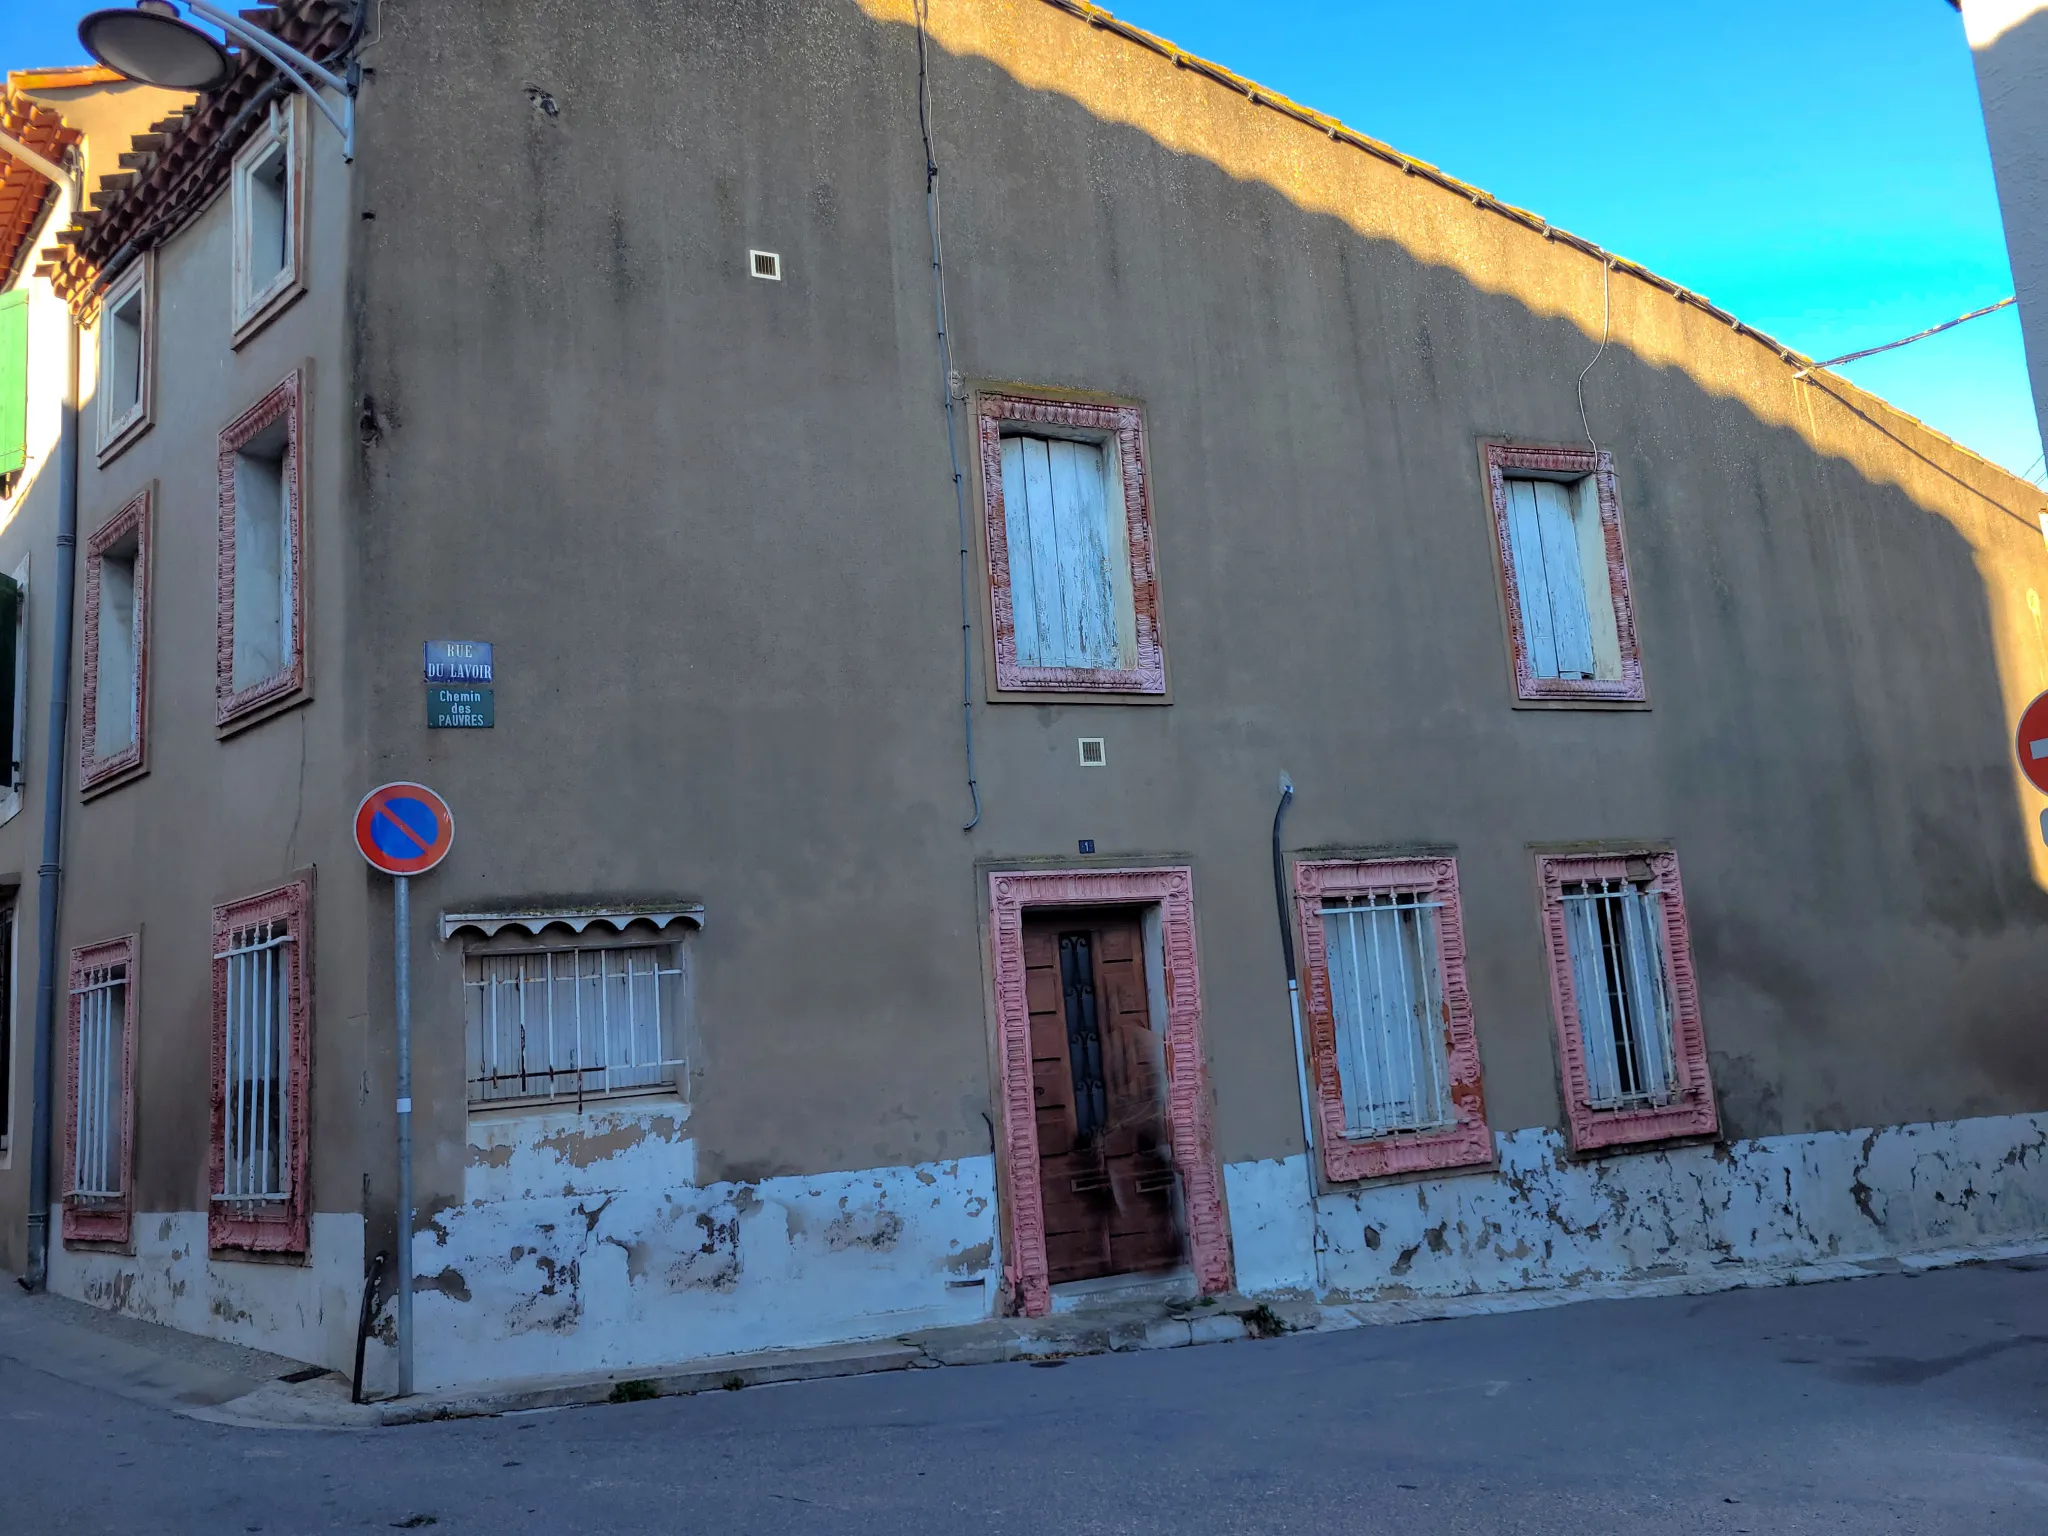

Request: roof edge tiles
left=33, top=0, right=351, bottom=315
left=8, top=66, right=129, bottom=93
left=1028, top=0, right=2043, bottom=503
left=0, top=83, right=82, bottom=286
left=14, top=0, right=2034, bottom=502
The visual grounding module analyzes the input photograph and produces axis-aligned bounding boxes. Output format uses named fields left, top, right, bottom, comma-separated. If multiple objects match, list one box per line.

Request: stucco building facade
left=4, top=0, right=2048, bottom=1394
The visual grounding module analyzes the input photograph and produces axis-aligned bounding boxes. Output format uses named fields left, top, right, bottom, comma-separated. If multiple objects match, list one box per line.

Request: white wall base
left=46, top=1109, right=2048, bottom=1393
left=48, top=1211, right=374, bottom=1375
left=1226, top=1110, right=2048, bottom=1303
left=414, top=1101, right=998, bottom=1390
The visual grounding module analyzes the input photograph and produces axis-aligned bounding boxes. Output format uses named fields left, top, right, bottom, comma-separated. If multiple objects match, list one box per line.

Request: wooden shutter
left=0, top=574, right=21, bottom=786
left=1504, top=478, right=1596, bottom=680
left=999, top=435, right=1121, bottom=670
left=1532, top=481, right=1596, bottom=677
left=0, top=290, right=27, bottom=477
left=1503, top=480, right=1557, bottom=676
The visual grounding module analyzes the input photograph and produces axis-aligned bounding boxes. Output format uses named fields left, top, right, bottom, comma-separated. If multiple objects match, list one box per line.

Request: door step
left=1049, top=1267, right=1196, bottom=1314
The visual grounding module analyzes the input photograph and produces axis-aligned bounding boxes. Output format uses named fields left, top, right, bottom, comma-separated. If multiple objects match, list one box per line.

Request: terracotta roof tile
left=40, top=0, right=351, bottom=312
left=6, top=66, right=127, bottom=92
left=0, top=84, right=81, bottom=285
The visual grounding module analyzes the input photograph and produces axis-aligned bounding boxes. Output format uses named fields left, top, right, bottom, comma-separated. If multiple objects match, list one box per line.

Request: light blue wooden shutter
left=1533, top=481, right=1595, bottom=677
left=1002, top=437, right=1053, bottom=664
left=1001, top=435, right=1122, bottom=670
left=1504, top=480, right=1558, bottom=676
left=1504, top=479, right=1596, bottom=680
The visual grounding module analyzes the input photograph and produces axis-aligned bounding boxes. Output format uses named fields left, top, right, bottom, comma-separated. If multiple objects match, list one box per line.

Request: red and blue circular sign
left=354, top=782, right=455, bottom=876
left=2020, top=692, right=2048, bottom=797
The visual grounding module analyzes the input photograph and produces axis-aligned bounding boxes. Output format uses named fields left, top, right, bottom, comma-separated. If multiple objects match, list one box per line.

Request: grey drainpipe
left=1, top=134, right=83, bottom=1292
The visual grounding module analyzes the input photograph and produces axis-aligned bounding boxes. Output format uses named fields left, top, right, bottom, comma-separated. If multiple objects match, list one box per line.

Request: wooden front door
left=1024, top=910, right=1183, bottom=1285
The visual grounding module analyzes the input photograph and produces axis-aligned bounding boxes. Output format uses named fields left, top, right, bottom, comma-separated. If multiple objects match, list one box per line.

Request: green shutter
left=0, top=290, right=26, bottom=477
left=0, top=574, right=21, bottom=785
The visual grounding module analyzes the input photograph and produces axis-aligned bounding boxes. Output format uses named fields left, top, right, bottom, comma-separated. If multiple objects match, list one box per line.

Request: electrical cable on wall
left=916, top=0, right=982, bottom=833
left=1577, top=257, right=1612, bottom=455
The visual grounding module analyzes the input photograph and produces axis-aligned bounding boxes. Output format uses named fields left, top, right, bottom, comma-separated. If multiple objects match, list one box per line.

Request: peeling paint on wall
left=1227, top=1110, right=2048, bottom=1302
left=47, top=1212, right=375, bottom=1373
left=413, top=1102, right=997, bottom=1389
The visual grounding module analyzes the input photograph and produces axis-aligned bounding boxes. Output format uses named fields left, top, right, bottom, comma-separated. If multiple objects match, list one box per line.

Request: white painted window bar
left=1561, top=878, right=1676, bottom=1109
left=1319, top=892, right=1453, bottom=1138
left=70, top=961, right=128, bottom=1199
left=216, top=919, right=291, bottom=1203
left=465, top=944, right=686, bottom=1106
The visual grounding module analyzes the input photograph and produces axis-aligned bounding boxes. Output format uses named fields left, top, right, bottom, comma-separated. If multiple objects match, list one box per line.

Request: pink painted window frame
left=987, top=866, right=1228, bottom=1316
left=62, top=935, right=137, bottom=1247
left=215, top=369, right=307, bottom=727
left=1293, top=857, right=1493, bottom=1182
left=1484, top=442, right=1645, bottom=703
left=79, top=487, right=152, bottom=793
left=209, top=877, right=313, bottom=1256
left=977, top=393, right=1167, bottom=696
left=1537, top=851, right=1718, bottom=1153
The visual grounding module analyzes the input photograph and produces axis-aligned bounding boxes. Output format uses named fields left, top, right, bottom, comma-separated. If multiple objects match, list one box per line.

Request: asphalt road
left=6, top=1260, right=2047, bottom=1534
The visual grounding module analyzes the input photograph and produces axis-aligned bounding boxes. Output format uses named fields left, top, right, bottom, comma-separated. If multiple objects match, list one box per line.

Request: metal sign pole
left=353, top=780, right=453, bottom=1401
left=394, top=872, right=414, bottom=1398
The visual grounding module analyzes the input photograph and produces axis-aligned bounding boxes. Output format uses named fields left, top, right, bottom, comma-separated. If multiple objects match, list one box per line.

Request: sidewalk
left=6, top=1237, right=2042, bottom=1430
left=0, top=1279, right=1317, bottom=1429
left=0, top=1281, right=320, bottom=1418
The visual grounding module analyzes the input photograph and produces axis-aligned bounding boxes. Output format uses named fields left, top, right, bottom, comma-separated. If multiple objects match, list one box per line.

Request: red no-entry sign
left=2018, top=693, right=2048, bottom=797
left=354, top=782, right=455, bottom=876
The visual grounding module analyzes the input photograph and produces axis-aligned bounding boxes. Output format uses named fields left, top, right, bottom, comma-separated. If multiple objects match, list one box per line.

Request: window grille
left=218, top=917, right=293, bottom=1202
left=1319, top=891, right=1453, bottom=1137
left=70, top=958, right=128, bottom=1199
left=465, top=944, right=687, bottom=1105
left=1560, top=877, right=1676, bottom=1109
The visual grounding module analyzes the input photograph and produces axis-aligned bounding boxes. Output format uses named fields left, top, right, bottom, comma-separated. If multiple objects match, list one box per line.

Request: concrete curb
left=194, top=1295, right=1303, bottom=1428
left=40, top=1237, right=2048, bottom=1432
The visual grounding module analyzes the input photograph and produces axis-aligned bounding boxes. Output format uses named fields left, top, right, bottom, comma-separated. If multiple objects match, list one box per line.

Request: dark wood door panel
left=1025, top=910, right=1184, bottom=1287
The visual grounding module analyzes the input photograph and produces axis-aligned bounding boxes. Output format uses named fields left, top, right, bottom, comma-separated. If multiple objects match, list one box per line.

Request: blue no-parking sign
left=353, top=782, right=455, bottom=876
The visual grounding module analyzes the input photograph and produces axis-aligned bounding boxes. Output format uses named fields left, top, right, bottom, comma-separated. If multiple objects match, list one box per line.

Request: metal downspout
left=1271, top=774, right=1327, bottom=1296
left=22, top=252, right=79, bottom=1293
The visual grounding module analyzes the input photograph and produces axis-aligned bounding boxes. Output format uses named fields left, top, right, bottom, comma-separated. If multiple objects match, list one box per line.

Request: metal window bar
left=1319, top=894, right=1453, bottom=1138
left=466, top=944, right=687, bottom=1105
left=215, top=921, right=292, bottom=1202
left=1561, top=880, right=1676, bottom=1109
left=70, top=963, right=127, bottom=1199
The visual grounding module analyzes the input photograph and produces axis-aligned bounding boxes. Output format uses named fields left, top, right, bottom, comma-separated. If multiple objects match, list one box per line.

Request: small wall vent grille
left=750, top=250, right=782, bottom=281
left=1078, top=737, right=1107, bottom=767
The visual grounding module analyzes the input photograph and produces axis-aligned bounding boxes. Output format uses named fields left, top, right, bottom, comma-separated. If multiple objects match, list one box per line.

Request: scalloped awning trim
left=439, top=905, right=706, bottom=942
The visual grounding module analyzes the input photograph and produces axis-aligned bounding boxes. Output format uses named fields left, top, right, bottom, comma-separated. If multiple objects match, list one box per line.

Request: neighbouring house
left=2, top=0, right=2047, bottom=1397
left=1957, top=0, right=2048, bottom=465
left=0, top=61, right=193, bottom=1272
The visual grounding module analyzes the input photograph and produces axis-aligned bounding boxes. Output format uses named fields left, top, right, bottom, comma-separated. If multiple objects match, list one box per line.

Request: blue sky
left=9, top=1, right=2041, bottom=483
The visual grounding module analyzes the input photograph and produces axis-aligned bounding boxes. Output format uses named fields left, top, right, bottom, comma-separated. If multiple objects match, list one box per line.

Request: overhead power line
left=1793, top=296, right=2016, bottom=378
